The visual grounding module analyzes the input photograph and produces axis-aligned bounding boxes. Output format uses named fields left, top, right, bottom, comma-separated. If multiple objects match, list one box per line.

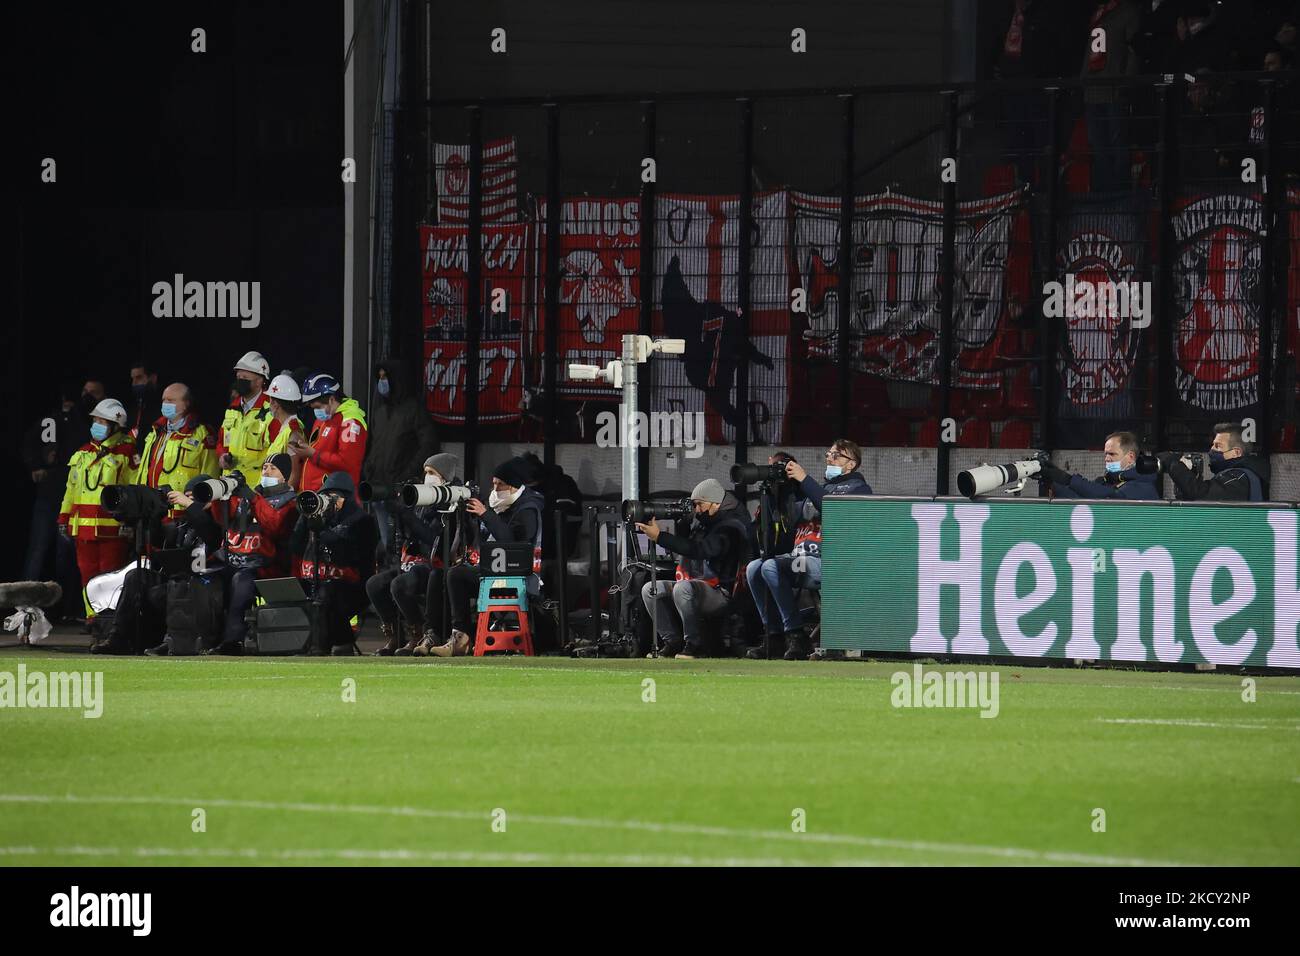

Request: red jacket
left=300, top=398, right=368, bottom=493
left=221, top=488, right=297, bottom=577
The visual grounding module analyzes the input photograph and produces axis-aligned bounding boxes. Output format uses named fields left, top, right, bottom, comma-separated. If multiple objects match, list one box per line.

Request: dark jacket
left=797, top=469, right=873, bottom=512
left=1052, top=466, right=1159, bottom=500
left=656, top=492, right=754, bottom=595
left=396, top=501, right=457, bottom=569
left=23, top=405, right=88, bottom=502
left=362, top=358, right=438, bottom=486
left=1167, top=454, right=1270, bottom=502
left=476, top=487, right=544, bottom=553
left=290, top=497, right=378, bottom=586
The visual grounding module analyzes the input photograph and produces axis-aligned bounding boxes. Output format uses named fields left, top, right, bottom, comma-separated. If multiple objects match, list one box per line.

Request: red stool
left=474, top=577, right=534, bottom=656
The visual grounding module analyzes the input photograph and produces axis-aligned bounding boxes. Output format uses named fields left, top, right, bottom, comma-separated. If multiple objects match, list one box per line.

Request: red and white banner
left=536, top=198, right=642, bottom=399
left=1171, top=192, right=1262, bottom=413
left=420, top=223, right=529, bottom=424
left=652, top=190, right=794, bottom=445
left=792, top=188, right=1030, bottom=389
left=434, top=137, right=519, bottom=224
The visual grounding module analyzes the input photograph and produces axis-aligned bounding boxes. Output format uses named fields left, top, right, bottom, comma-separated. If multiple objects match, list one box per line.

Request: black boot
left=782, top=628, right=812, bottom=661
left=746, top=632, right=782, bottom=660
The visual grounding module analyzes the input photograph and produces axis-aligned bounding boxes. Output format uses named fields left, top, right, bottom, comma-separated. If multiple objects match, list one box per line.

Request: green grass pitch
left=1, top=654, right=1297, bottom=866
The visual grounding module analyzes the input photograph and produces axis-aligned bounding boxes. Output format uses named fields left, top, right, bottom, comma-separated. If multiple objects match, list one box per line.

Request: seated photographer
left=635, top=478, right=754, bottom=660
left=1037, top=431, right=1158, bottom=500
left=368, top=453, right=462, bottom=657
left=289, top=471, right=378, bottom=655
left=746, top=440, right=872, bottom=661
left=99, top=474, right=224, bottom=656
left=204, top=454, right=299, bottom=656
left=1160, top=422, right=1269, bottom=502
left=436, top=457, right=543, bottom=658
left=132, top=382, right=218, bottom=519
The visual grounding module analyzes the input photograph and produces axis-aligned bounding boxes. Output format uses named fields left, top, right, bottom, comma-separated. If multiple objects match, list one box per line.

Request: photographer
left=289, top=472, right=378, bottom=655
left=635, top=478, right=754, bottom=660
left=204, top=454, right=299, bottom=656
left=1037, top=431, right=1158, bottom=500
left=434, top=457, right=542, bottom=658
left=1160, top=423, right=1270, bottom=502
left=100, top=474, right=225, bottom=656
left=133, top=382, right=219, bottom=518
left=746, top=440, right=872, bottom=661
left=58, top=398, right=139, bottom=617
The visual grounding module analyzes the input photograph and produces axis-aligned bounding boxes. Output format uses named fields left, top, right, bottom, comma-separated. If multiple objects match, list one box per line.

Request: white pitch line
left=1097, top=718, right=1300, bottom=731
left=0, top=793, right=1192, bottom=867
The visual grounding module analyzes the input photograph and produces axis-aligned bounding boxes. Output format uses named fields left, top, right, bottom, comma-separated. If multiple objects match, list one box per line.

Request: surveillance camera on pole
left=568, top=334, right=686, bottom=566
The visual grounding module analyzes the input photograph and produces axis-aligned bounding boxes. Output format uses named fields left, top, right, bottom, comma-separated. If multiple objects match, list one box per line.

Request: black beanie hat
left=493, top=457, right=530, bottom=489
left=267, top=453, right=293, bottom=483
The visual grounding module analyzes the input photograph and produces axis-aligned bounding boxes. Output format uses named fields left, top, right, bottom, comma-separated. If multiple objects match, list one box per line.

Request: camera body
left=731, top=462, right=788, bottom=484
left=622, top=497, right=694, bottom=524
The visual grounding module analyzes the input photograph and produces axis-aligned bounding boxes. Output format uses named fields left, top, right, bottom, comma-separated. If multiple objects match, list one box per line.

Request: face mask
left=90, top=422, right=109, bottom=442
left=233, top=378, right=254, bottom=398
left=376, top=379, right=390, bottom=397
left=313, top=407, right=331, bottom=421
left=260, top=475, right=280, bottom=489
left=424, top=473, right=445, bottom=487
left=132, top=382, right=153, bottom=398
left=81, top=393, right=98, bottom=412
left=161, top=402, right=179, bottom=420
left=1104, top=461, right=1123, bottom=475
left=825, top=465, right=843, bottom=481
left=1208, top=450, right=1228, bottom=473
left=489, top=487, right=522, bottom=513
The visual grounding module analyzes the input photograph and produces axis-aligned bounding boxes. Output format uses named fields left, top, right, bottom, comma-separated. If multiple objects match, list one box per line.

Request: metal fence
left=377, top=71, right=1300, bottom=492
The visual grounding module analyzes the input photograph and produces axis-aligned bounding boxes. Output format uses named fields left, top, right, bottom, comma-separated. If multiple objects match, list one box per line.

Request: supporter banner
left=434, top=136, right=519, bottom=224
left=536, top=198, right=641, bottom=400
left=652, top=191, right=793, bottom=445
left=821, top=496, right=1300, bottom=669
left=1171, top=191, right=1263, bottom=415
left=1053, top=195, right=1151, bottom=446
left=792, top=189, right=1031, bottom=390
left=420, top=223, right=528, bottom=424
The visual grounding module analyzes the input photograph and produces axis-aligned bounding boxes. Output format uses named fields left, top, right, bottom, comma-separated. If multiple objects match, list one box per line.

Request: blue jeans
left=746, top=555, right=821, bottom=633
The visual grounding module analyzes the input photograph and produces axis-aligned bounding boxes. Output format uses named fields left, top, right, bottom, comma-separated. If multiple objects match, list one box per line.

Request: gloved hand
left=1038, top=462, right=1072, bottom=485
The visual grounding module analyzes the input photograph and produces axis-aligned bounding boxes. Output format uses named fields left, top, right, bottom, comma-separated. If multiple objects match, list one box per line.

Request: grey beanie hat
left=425, top=452, right=461, bottom=481
left=691, top=478, right=726, bottom=505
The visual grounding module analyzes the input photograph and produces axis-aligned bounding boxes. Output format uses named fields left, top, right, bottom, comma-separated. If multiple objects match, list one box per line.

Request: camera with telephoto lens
left=400, top=481, right=476, bottom=511
left=1135, top=452, right=1202, bottom=475
left=191, top=472, right=243, bottom=504
left=622, top=497, right=694, bottom=524
left=358, top=481, right=398, bottom=503
left=956, top=454, right=1047, bottom=499
left=296, top=489, right=330, bottom=519
left=102, top=483, right=173, bottom=522
left=730, top=462, right=788, bottom=484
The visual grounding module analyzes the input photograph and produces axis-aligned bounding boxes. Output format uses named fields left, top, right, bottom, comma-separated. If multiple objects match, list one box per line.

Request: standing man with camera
left=1160, top=423, right=1270, bottom=502
left=745, top=440, right=872, bottom=660
left=133, top=382, right=218, bottom=519
left=1036, top=431, right=1159, bottom=500
left=293, top=372, right=369, bottom=494
left=58, top=398, right=139, bottom=618
left=367, top=453, right=462, bottom=656
left=216, top=351, right=274, bottom=478
left=290, top=472, right=378, bottom=655
left=434, top=457, right=542, bottom=658
left=635, top=477, right=754, bottom=660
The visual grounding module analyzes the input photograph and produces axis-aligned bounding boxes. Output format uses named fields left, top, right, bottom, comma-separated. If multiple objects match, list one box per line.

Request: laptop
left=254, top=577, right=310, bottom=603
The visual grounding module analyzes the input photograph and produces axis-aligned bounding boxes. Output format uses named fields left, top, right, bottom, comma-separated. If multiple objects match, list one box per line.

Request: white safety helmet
left=233, top=350, right=271, bottom=381
left=89, top=398, right=128, bottom=426
left=266, top=373, right=302, bottom=402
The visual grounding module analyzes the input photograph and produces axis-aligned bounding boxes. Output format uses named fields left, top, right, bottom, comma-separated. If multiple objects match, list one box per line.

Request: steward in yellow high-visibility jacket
left=216, top=351, right=274, bottom=476
left=134, top=394, right=218, bottom=518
